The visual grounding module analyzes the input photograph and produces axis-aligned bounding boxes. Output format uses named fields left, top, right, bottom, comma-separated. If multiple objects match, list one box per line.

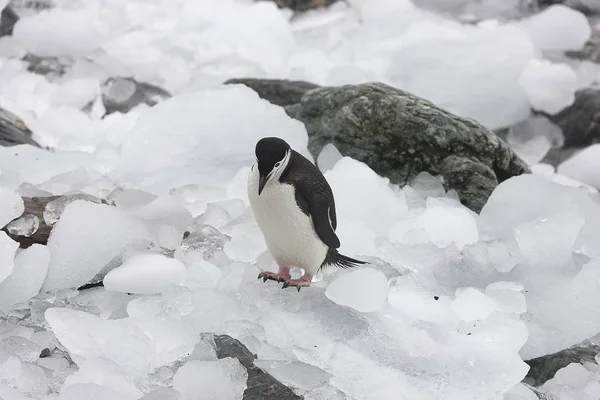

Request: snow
left=0, top=0, right=598, bottom=398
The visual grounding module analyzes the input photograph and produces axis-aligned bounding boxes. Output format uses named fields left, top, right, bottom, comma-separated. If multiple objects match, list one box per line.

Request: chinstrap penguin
left=247, top=137, right=366, bottom=291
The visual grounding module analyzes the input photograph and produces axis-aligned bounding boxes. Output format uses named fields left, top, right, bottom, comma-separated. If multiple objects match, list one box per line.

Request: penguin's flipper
left=305, top=191, right=341, bottom=249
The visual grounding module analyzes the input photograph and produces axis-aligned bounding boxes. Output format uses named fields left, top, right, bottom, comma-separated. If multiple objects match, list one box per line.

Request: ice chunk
left=324, top=157, right=408, bottom=236
left=0, top=187, right=24, bottom=227
left=43, top=193, right=103, bottom=226
left=503, top=383, right=539, bottom=400
left=409, top=172, right=445, bottom=198
left=515, top=208, right=584, bottom=269
left=107, top=188, right=157, bottom=211
left=139, top=387, right=182, bottom=400
left=102, top=78, right=136, bottom=104
left=63, top=357, right=143, bottom=398
left=518, top=59, right=577, bottom=114
left=0, top=382, right=30, bottom=400
left=5, top=214, right=39, bottom=237
left=0, top=244, right=50, bottom=312
left=0, top=336, right=43, bottom=363
left=127, top=195, right=192, bottom=232
left=317, top=143, right=343, bottom=173
left=223, top=216, right=267, bottom=263
left=558, top=144, right=600, bottom=189
left=465, top=240, right=519, bottom=273
left=478, top=174, right=592, bottom=240
left=541, top=363, right=596, bottom=399
left=104, top=253, right=187, bottom=294
left=126, top=297, right=162, bottom=318
left=507, top=116, right=564, bottom=165
left=518, top=5, right=591, bottom=51
left=388, top=275, right=460, bottom=327
left=0, top=232, right=19, bottom=284
left=178, top=224, right=229, bottom=262
left=12, top=8, right=109, bottom=57
left=451, top=287, right=498, bottom=322
left=0, top=145, right=99, bottom=190
left=45, top=308, right=198, bottom=378
left=59, top=383, right=136, bottom=400
left=254, top=360, right=331, bottom=391
left=115, top=85, right=310, bottom=193
left=522, top=257, right=600, bottom=358
left=173, top=358, right=248, bottom=400
left=43, top=200, right=151, bottom=292
left=325, top=268, right=388, bottom=313
left=387, top=24, right=534, bottom=130
left=389, top=197, right=478, bottom=250
left=51, top=77, right=101, bottom=110
left=0, top=357, right=49, bottom=398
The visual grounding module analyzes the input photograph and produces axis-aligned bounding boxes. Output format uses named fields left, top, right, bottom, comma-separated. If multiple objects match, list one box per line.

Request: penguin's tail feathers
left=323, top=248, right=367, bottom=269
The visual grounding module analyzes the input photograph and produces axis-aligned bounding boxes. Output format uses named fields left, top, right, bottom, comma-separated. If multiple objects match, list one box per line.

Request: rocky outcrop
left=257, top=0, right=339, bottom=13
left=2, top=194, right=106, bottom=248
left=214, top=335, right=302, bottom=400
left=232, top=79, right=529, bottom=212
left=101, top=77, right=171, bottom=115
left=0, top=107, right=41, bottom=148
left=566, top=26, right=600, bottom=62
left=0, top=4, right=18, bottom=37
left=540, top=88, right=600, bottom=166
left=524, top=343, right=600, bottom=387
left=225, top=78, right=319, bottom=107
left=537, top=0, right=600, bottom=15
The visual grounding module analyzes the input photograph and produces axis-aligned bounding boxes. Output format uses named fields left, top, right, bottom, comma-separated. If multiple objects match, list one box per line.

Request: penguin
left=247, top=137, right=366, bottom=291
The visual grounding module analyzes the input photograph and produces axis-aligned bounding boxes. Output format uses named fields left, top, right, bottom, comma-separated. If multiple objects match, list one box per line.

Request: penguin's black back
left=279, top=150, right=339, bottom=243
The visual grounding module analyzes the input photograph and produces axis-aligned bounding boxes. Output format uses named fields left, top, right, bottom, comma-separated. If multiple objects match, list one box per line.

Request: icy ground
left=0, top=0, right=600, bottom=399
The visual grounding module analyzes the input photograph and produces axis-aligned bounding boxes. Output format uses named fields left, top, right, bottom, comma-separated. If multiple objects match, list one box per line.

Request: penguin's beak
left=258, top=174, right=268, bottom=196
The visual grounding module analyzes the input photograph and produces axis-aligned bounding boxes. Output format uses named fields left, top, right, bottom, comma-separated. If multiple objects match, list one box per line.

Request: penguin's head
left=255, top=137, right=291, bottom=195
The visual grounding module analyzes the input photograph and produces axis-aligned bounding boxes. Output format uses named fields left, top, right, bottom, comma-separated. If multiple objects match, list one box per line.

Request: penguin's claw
left=281, top=277, right=312, bottom=291
left=258, top=271, right=291, bottom=284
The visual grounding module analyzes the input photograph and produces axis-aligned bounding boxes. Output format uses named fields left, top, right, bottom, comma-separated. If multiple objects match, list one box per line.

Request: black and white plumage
left=247, top=137, right=365, bottom=291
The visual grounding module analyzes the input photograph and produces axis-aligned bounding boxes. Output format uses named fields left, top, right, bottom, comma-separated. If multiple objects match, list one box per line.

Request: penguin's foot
left=258, top=270, right=291, bottom=283
left=282, top=276, right=312, bottom=292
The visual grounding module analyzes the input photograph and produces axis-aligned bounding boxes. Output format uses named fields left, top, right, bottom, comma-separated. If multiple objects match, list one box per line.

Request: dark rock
left=0, top=107, right=41, bottom=148
left=282, top=82, right=529, bottom=212
left=3, top=196, right=58, bottom=248
left=225, top=78, right=319, bottom=107
left=539, top=88, right=600, bottom=166
left=23, top=53, right=68, bottom=77
left=256, top=0, right=339, bottom=13
left=537, top=0, right=599, bottom=15
left=101, top=77, right=171, bottom=115
left=213, top=334, right=302, bottom=400
left=0, top=5, right=18, bottom=37
left=524, top=343, right=600, bottom=387
left=566, top=27, right=600, bottom=63
left=541, top=146, right=583, bottom=167
left=2, top=194, right=107, bottom=248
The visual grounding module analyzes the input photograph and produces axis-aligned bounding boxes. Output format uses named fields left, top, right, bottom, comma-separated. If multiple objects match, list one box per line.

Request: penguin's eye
left=274, top=162, right=281, bottom=168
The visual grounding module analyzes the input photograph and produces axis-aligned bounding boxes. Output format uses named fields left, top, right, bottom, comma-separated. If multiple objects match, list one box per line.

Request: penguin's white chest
left=247, top=165, right=328, bottom=273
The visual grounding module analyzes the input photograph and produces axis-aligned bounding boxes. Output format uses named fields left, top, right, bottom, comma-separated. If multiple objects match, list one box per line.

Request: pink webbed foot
left=282, top=275, right=313, bottom=292
left=258, top=268, right=291, bottom=283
